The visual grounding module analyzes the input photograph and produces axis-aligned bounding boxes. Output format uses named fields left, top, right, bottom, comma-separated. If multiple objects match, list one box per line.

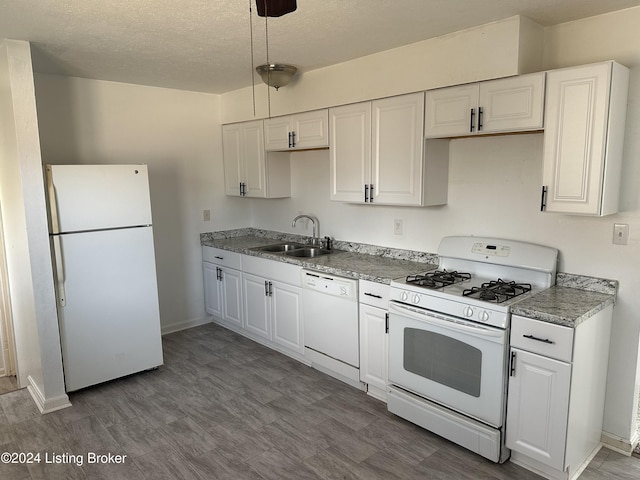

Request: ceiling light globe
left=256, top=64, right=297, bottom=90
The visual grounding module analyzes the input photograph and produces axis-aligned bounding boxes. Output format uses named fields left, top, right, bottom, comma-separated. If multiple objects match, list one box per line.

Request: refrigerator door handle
left=46, top=165, right=61, bottom=234
left=52, top=236, right=66, bottom=306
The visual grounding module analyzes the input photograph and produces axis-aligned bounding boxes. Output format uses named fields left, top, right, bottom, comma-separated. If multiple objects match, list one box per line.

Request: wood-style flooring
left=1, top=322, right=639, bottom=479
left=0, top=375, right=17, bottom=396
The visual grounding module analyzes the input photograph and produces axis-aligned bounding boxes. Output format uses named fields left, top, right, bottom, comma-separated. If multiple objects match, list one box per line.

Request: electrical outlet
left=203, top=209, right=211, bottom=222
left=613, top=223, right=629, bottom=245
left=394, top=219, right=403, bottom=235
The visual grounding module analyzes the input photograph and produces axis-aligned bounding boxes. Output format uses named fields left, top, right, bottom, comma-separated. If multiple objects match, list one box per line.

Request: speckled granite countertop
left=201, top=229, right=618, bottom=326
left=200, top=228, right=437, bottom=284
left=511, top=273, right=617, bottom=328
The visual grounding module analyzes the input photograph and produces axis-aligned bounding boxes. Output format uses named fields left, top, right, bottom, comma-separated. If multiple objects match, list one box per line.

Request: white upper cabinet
left=264, top=109, right=329, bottom=151
left=541, top=61, right=629, bottom=216
left=330, top=92, right=448, bottom=206
left=222, top=121, right=291, bottom=198
left=329, top=101, right=372, bottom=203
left=425, top=72, right=545, bottom=138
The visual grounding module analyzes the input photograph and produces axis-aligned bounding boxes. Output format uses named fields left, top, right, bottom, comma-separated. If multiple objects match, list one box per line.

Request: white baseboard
left=161, top=316, right=212, bottom=335
left=601, top=430, right=638, bottom=456
left=27, top=375, right=71, bottom=414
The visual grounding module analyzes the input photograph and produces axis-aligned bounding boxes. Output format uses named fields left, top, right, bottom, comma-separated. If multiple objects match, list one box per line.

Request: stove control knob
left=401, top=291, right=409, bottom=302
left=413, top=294, right=421, bottom=305
left=479, top=310, right=490, bottom=322
left=463, top=306, right=474, bottom=318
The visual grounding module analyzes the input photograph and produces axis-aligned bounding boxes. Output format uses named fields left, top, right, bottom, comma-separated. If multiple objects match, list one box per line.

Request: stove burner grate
left=406, top=270, right=471, bottom=289
left=463, top=279, right=532, bottom=303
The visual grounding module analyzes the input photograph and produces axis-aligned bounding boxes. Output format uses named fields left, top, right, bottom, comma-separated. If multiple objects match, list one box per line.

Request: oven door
left=388, top=301, right=508, bottom=427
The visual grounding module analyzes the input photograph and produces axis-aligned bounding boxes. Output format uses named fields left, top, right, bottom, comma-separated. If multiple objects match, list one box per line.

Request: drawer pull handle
left=523, top=334, right=555, bottom=344
left=364, top=292, right=382, bottom=299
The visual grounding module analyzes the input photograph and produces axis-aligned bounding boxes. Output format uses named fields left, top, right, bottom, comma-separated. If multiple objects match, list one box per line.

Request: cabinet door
left=221, top=267, right=244, bottom=329
left=372, top=92, right=425, bottom=205
left=542, top=62, right=625, bottom=215
left=241, top=121, right=268, bottom=198
left=479, top=73, right=545, bottom=133
left=265, top=111, right=329, bottom=151
left=425, top=84, right=478, bottom=138
left=264, top=116, right=292, bottom=151
left=291, top=110, right=329, bottom=149
left=203, top=262, right=223, bottom=318
left=271, top=281, right=303, bottom=354
left=506, top=348, right=571, bottom=471
left=329, top=102, right=371, bottom=203
left=221, top=124, right=243, bottom=196
left=242, top=273, right=271, bottom=340
left=359, top=304, right=387, bottom=393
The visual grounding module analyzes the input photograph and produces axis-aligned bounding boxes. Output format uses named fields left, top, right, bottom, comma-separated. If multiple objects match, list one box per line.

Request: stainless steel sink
left=251, top=242, right=342, bottom=258
left=284, top=247, right=333, bottom=258
left=253, top=243, right=305, bottom=253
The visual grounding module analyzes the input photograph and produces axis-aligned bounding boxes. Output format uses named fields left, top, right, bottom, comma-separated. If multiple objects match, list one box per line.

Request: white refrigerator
left=46, top=164, right=163, bottom=392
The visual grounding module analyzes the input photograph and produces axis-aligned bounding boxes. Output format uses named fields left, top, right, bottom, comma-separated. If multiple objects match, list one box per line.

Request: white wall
left=33, top=75, right=248, bottom=333
left=0, top=39, right=68, bottom=411
left=219, top=9, right=640, bottom=444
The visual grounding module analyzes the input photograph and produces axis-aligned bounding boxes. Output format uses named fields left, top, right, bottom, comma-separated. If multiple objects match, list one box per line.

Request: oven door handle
left=388, top=303, right=505, bottom=340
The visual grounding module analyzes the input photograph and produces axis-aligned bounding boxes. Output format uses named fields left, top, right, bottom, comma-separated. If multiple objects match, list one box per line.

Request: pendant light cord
left=249, top=0, right=256, bottom=116
left=265, top=2, right=272, bottom=118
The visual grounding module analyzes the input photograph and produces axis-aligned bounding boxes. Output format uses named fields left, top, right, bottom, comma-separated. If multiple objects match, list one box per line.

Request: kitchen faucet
left=292, top=214, right=320, bottom=246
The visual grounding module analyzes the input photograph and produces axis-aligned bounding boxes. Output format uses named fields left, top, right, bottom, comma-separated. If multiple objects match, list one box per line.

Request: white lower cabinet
left=243, top=273, right=271, bottom=339
left=506, top=309, right=613, bottom=480
left=242, top=255, right=304, bottom=358
left=358, top=280, right=390, bottom=401
left=506, top=348, right=571, bottom=471
left=202, top=248, right=244, bottom=329
left=242, top=272, right=304, bottom=355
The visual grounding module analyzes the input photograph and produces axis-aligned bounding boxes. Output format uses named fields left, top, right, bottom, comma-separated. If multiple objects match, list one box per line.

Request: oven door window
left=404, top=328, right=481, bottom=397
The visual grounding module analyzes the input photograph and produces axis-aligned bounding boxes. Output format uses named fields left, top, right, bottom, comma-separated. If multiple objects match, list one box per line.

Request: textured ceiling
left=0, top=0, right=639, bottom=94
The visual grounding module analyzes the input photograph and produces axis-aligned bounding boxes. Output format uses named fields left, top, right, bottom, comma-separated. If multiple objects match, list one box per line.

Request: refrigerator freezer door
left=47, top=164, right=153, bottom=233
left=55, top=226, right=163, bottom=391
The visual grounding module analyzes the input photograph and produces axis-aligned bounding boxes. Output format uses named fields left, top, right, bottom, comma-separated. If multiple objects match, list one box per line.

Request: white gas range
left=387, top=236, right=558, bottom=463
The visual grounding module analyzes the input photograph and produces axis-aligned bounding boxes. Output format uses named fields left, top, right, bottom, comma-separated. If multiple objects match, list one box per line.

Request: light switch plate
left=613, top=223, right=629, bottom=245
left=394, top=219, right=403, bottom=235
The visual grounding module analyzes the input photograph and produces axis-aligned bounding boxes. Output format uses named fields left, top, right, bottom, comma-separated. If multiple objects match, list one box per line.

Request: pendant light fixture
left=249, top=0, right=297, bottom=116
left=255, top=64, right=297, bottom=90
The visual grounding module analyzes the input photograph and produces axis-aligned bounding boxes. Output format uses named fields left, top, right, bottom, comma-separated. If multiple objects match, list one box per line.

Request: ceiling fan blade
left=255, top=0, right=297, bottom=17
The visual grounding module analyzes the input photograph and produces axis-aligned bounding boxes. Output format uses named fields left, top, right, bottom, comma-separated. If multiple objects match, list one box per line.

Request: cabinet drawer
left=359, top=280, right=390, bottom=309
left=202, top=246, right=242, bottom=270
left=242, top=254, right=301, bottom=286
left=511, top=315, right=573, bottom=362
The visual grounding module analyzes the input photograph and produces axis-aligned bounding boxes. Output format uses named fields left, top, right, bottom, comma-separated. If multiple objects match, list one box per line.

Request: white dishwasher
left=301, top=269, right=361, bottom=387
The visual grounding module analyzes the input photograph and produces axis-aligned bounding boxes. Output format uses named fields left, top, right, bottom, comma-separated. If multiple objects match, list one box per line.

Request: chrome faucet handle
left=322, top=236, right=333, bottom=250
